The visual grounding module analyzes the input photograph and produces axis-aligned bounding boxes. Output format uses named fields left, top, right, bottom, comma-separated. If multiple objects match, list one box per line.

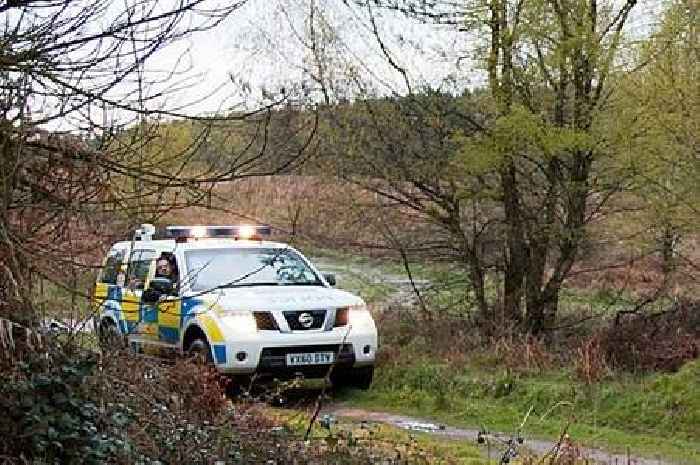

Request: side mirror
left=142, top=277, right=172, bottom=304
left=149, top=277, right=173, bottom=294
left=323, top=273, right=336, bottom=286
left=142, top=288, right=161, bottom=305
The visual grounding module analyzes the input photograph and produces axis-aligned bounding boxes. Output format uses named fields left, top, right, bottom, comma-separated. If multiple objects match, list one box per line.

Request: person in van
left=154, top=253, right=179, bottom=295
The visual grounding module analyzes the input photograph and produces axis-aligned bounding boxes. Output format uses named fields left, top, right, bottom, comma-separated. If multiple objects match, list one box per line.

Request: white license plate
left=286, top=352, right=334, bottom=366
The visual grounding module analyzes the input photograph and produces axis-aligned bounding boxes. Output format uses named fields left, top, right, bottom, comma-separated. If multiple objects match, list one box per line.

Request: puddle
left=327, top=407, right=683, bottom=465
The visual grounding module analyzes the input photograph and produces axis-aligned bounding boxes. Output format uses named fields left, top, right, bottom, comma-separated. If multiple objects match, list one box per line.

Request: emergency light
left=163, top=225, right=271, bottom=241
left=134, top=224, right=272, bottom=241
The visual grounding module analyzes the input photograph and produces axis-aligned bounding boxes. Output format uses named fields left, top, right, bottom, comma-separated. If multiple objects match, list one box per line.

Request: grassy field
left=338, top=360, right=700, bottom=464
left=305, top=247, right=700, bottom=464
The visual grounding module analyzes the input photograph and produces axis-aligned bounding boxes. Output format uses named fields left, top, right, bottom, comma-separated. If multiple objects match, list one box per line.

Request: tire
left=352, top=366, right=374, bottom=390
left=225, top=375, right=252, bottom=398
left=98, top=320, right=123, bottom=350
left=186, top=336, right=214, bottom=365
left=331, top=366, right=374, bottom=391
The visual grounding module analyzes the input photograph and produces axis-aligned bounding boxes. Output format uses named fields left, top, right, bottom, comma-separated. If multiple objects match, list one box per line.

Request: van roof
left=110, top=238, right=292, bottom=253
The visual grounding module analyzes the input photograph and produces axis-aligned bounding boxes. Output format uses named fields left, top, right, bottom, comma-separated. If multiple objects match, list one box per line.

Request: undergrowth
left=0, top=328, right=484, bottom=465
left=340, top=299, right=700, bottom=464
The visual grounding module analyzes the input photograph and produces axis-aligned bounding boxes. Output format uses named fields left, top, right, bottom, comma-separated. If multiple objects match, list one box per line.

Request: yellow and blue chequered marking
left=94, top=283, right=128, bottom=333
left=182, top=297, right=227, bottom=365
left=96, top=290, right=228, bottom=366
left=158, top=299, right=180, bottom=344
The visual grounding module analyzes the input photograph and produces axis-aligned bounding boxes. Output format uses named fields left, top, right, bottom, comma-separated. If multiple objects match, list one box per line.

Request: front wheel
left=186, top=337, right=214, bottom=365
left=331, top=366, right=374, bottom=391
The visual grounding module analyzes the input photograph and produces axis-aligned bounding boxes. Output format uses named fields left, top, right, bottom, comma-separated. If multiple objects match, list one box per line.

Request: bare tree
left=0, top=0, right=317, bottom=321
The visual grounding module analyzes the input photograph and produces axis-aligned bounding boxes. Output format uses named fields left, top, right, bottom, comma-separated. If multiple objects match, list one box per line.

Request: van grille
left=283, top=310, right=326, bottom=330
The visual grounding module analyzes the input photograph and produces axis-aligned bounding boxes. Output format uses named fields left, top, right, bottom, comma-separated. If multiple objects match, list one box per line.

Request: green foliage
left=0, top=354, right=134, bottom=464
left=454, top=103, right=597, bottom=183
left=610, top=0, right=699, bottom=236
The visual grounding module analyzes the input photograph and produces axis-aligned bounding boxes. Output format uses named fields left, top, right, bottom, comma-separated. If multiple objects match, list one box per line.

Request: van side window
left=126, top=250, right=156, bottom=290
left=99, top=250, right=125, bottom=285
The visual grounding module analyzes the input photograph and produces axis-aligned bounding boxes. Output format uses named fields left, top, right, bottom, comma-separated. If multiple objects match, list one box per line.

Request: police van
left=93, top=224, right=377, bottom=389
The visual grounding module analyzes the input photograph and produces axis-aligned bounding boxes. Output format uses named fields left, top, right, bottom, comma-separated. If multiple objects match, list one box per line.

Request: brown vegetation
left=1, top=328, right=462, bottom=464
left=375, top=298, right=699, bottom=379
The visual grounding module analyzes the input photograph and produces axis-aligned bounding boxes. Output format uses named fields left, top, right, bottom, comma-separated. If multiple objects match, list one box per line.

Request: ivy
left=0, top=354, right=135, bottom=464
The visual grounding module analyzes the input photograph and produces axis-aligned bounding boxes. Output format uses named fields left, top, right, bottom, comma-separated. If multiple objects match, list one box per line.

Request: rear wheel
left=98, top=320, right=123, bottom=350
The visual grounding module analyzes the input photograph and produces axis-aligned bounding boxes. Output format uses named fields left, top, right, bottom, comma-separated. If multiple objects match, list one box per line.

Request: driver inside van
left=155, top=253, right=178, bottom=295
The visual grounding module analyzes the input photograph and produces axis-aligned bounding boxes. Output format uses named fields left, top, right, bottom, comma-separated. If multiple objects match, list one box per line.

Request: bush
left=0, top=351, right=135, bottom=464
left=601, top=301, right=699, bottom=372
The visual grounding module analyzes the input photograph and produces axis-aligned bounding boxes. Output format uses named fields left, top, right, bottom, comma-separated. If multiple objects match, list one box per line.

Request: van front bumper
left=214, top=329, right=377, bottom=376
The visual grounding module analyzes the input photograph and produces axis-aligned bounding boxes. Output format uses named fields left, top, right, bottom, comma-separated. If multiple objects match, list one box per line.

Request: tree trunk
left=501, top=161, right=526, bottom=324
left=467, top=252, right=489, bottom=321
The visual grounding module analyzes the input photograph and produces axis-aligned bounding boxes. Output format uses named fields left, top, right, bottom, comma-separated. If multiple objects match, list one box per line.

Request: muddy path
left=312, top=257, right=429, bottom=308
left=324, top=406, right=678, bottom=465
left=268, top=386, right=681, bottom=465
left=311, top=256, right=688, bottom=465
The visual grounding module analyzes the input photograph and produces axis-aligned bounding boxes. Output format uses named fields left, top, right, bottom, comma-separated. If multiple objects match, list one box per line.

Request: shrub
left=0, top=350, right=134, bottom=464
left=601, top=301, right=699, bottom=372
left=163, top=358, right=230, bottom=422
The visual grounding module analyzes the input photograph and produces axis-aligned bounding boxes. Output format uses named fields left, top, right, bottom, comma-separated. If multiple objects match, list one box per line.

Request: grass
left=337, top=359, right=700, bottom=464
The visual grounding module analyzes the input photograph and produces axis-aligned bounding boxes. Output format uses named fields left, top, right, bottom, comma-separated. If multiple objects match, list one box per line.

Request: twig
left=304, top=325, right=352, bottom=441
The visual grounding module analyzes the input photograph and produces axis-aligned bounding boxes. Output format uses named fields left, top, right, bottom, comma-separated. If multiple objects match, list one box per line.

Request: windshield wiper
left=280, top=282, right=323, bottom=286
left=219, top=282, right=280, bottom=288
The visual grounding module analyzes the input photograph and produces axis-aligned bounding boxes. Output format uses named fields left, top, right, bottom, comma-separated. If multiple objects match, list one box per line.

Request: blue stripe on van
left=213, top=344, right=226, bottom=364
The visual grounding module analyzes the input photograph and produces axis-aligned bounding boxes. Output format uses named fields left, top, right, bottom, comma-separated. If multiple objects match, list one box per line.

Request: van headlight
left=220, top=310, right=257, bottom=334
left=348, top=304, right=375, bottom=329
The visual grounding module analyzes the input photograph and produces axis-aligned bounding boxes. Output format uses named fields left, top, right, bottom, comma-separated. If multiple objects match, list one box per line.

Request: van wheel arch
left=182, top=325, right=213, bottom=363
left=98, top=317, right=123, bottom=349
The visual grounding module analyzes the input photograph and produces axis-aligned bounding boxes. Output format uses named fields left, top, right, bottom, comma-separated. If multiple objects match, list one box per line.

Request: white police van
left=93, top=224, right=377, bottom=389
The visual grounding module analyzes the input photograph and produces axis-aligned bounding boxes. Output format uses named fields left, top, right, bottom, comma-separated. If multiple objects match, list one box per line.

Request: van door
left=94, top=248, right=127, bottom=332
left=123, top=249, right=157, bottom=348
left=152, top=252, right=182, bottom=349
left=157, top=296, right=182, bottom=348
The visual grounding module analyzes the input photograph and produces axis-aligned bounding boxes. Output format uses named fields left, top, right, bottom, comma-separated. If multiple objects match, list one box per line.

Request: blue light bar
left=158, top=225, right=271, bottom=240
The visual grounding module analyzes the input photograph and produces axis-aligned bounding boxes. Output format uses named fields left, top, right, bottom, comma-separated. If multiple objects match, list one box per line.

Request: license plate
left=286, top=352, right=334, bottom=366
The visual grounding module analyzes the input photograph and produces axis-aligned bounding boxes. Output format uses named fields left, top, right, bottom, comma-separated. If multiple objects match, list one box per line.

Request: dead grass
left=574, top=335, right=609, bottom=384
left=490, top=334, right=556, bottom=374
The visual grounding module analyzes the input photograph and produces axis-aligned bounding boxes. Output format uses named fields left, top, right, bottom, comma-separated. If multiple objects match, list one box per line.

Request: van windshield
left=184, top=248, right=322, bottom=292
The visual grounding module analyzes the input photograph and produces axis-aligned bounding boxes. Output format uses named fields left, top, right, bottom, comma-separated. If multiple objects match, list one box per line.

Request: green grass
left=338, top=359, right=700, bottom=464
